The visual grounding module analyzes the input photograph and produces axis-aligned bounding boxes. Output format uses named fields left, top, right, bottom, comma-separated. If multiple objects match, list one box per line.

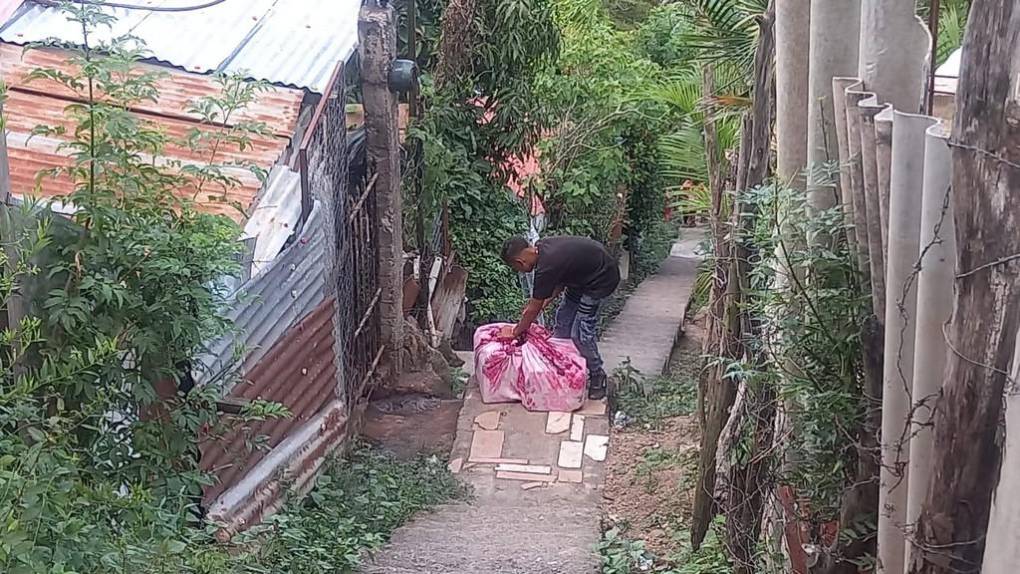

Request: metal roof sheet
left=0, top=0, right=362, bottom=93
left=201, top=295, right=339, bottom=505
left=242, top=165, right=303, bottom=275
left=0, top=43, right=304, bottom=136
left=194, top=201, right=328, bottom=389
left=0, top=43, right=303, bottom=221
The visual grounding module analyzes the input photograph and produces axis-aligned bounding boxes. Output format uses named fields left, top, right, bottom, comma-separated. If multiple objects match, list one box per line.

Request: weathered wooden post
left=359, top=1, right=404, bottom=376
left=909, top=2, right=1020, bottom=572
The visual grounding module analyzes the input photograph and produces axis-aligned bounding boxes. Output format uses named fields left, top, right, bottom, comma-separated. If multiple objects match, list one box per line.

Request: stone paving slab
left=359, top=231, right=703, bottom=573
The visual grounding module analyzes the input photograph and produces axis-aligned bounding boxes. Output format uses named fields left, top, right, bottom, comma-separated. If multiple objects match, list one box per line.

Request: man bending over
left=500, top=235, right=620, bottom=400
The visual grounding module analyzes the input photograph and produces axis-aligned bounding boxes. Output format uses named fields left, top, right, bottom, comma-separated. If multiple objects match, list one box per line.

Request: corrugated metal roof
left=0, top=43, right=304, bottom=136
left=0, top=44, right=303, bottom=221
left=194, top=201, right=327, bottom=388
left=0, top=0, right=22, bottom=24
left=201, top=295, right=339, bottom=504
left=0, top=0, right=362, bottom=93
left=206, top=399, right=351, bottom=533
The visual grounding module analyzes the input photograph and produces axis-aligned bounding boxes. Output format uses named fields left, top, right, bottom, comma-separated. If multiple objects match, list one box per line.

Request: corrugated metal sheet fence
left=197, top=63, right=381, bottom=526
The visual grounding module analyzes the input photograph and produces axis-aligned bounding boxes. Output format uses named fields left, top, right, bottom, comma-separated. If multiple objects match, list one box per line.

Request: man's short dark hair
left=501, top=236, right=531, bottom=263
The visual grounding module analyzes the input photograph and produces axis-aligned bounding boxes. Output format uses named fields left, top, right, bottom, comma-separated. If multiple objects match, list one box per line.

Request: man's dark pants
left=552, top=289, right=606, bottom=378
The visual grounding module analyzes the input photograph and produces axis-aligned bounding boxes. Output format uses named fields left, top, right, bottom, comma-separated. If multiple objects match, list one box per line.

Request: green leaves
left=0, top=5, right=293, bottom=574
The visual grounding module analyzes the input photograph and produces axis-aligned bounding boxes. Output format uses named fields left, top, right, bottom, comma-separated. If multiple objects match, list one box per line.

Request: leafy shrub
left=0, top=6, right=288, bottom=573
left=234, top=445, right=465, bottom=573
left=633, top=3, right=696, bottom=68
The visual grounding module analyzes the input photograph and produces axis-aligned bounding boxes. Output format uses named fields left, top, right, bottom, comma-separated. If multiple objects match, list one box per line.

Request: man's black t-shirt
left=532, top=236, right=620, bottom=300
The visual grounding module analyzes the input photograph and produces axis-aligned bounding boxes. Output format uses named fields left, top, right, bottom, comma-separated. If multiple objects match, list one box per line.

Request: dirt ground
left=602, top=316, right=706, bottom=561
left=361, top=394, right=463, bottom=459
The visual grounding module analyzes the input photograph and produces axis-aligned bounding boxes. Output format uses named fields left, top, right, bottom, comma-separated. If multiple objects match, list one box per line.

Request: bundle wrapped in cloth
left=473, top=323, right=587, bottom=412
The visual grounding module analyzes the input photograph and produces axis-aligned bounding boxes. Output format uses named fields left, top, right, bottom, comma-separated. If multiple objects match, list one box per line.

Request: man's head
left=501, top=236, right=538, bottom=273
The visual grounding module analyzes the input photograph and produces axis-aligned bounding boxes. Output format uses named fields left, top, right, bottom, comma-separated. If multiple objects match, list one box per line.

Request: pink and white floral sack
left=473, top=323, right=587, bottom=412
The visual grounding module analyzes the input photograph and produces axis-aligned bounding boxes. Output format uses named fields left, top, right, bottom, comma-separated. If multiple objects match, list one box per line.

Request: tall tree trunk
left=692, top=62, right=742, bottom=550
left=720, top=7, right=778, bottom=574
left=434, top=0, right=476, bottom=88
left=908, top=2, right=1020, bottom=573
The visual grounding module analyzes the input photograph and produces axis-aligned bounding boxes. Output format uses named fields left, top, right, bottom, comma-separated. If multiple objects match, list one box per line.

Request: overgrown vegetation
left=598, top=521, right=732, bottom=574
left=403, top=0, right=559, bottom=325
left=231, top=444, right=464, bottom=573
left=0, top=5, right=285, bottom=572
left=406, top=0, right=707, bottom=327
left=613, top=346, right=700, bottom=427
left=0, top=6, right=462, bottom=573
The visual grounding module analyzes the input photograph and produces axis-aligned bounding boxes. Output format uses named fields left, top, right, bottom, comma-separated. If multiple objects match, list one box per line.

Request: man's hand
left=498, top=325, right=517, bottom=339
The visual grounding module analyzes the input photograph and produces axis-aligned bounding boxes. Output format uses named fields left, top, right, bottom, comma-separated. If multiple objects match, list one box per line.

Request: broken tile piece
left=496, top=471, right=558, bottom=482
left=474, top=411, right=502, bottom=430
left=570, top=415, right=585, bottom=442
left=496, top=463, right=552, bottom=475
left=468, top=457, right=528, bottom=465
left=469, top=430, right=505, bottom=461
left=584, top=434, right=610, bottom=462
left=545, top=411, right=571, bottom=434
left=448, top=457, right=464, bottom=474
left=578, top=399, right=608, bottom=416
left=521, top=482, right=546, bottom=491
left=558, top=469, right=583, bottom=483
left=558, top=440, right=584, bottom=469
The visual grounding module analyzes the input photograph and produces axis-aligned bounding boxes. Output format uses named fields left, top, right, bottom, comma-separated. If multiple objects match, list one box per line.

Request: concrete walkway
left=601, top=230, right=704, bottom=377
left=360, top=230, right=704, bottom=574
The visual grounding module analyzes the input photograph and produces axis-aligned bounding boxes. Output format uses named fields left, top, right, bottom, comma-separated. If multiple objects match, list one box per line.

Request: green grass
left=612, top=345, right=700, bottom=427
left=598, top=522, right=733, bottom=574
left=225, top=443, right=467, bottom=573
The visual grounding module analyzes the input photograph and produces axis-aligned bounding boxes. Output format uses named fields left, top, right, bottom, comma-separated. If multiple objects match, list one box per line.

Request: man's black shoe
left=588, top=370, right=607, bottom=400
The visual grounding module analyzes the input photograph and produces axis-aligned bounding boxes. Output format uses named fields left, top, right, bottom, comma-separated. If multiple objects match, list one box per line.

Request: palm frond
left=659, top=122, right=711, bottom=183
left=678, top=0, right=768, bottom=75
left=937, top=4, right=966, bottom=65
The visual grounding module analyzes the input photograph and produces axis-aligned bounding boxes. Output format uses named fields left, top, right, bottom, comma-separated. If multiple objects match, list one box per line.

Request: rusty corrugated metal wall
left=200, top=296, right=339, bottom=505
left=0, top=44, right=304, bottom=221
left=201, top=58, right=382, bottom=530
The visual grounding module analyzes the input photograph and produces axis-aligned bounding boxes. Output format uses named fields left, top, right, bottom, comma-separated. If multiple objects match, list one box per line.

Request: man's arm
left=511, top=297, right=548, bottom=338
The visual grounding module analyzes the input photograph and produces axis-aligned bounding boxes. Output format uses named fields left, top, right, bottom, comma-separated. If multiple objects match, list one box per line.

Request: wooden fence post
left=909, top=2, right=1020, bottom=572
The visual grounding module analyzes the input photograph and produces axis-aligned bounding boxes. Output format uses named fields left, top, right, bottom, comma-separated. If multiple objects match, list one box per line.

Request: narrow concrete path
left=360, top=230, right=704, bottom=574
left=601, top=229, right=704, bottom=377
